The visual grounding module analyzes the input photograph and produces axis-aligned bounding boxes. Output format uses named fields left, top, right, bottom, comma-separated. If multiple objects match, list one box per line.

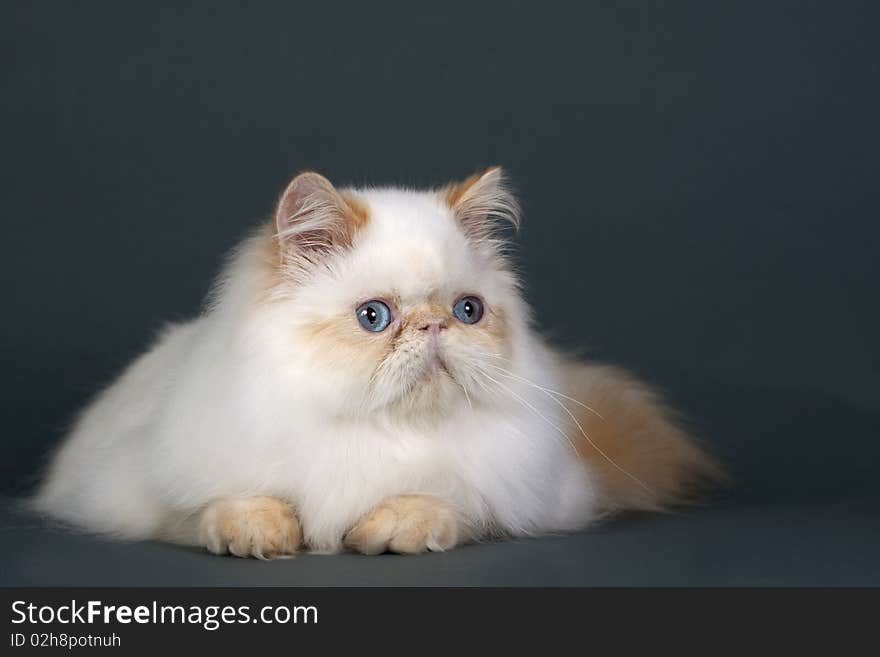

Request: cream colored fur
left=32, top=168, right=717, bottom=557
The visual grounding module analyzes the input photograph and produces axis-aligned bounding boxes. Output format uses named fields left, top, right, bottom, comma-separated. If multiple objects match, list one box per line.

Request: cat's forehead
left=339, top=188, right=480, bottom=300
left=350, top=187, right=453, bottom=236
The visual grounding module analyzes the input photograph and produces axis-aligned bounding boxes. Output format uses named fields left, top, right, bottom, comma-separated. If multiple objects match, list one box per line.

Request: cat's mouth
left=379, top=345, right=463, bottom=412
left=418, top=350, right=452, bottom=383
left=391, top=351, right=461, bottom=413
left=406, top=345, right=456, bottom=392
left=421, top=352, right=449, bottom=379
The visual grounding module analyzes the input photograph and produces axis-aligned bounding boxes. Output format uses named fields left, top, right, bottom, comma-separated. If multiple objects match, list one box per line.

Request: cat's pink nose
left=419, top=320, right=447, bottom=334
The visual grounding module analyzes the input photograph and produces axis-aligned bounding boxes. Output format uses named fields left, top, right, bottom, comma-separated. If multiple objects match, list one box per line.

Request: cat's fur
left=32, top=168, right=719, bottom=557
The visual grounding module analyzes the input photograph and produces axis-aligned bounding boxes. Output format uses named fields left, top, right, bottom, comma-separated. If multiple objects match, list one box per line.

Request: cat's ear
left=443, top=166, right=521, bottom=243
left=274, top=171, right=368, bottom=259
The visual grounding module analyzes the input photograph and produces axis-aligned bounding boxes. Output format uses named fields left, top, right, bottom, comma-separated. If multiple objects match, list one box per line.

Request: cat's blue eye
left=356, top=300, right=393, bottom=332
left=452, top=296, right=484, bottom=324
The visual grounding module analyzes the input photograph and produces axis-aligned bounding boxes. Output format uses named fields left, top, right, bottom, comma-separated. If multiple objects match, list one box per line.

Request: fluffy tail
left=562, top=363, right=724, bottom=513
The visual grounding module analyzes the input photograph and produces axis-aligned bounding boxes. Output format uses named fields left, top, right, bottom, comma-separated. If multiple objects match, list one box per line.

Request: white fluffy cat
left=32, top=168, right=718, bottom=557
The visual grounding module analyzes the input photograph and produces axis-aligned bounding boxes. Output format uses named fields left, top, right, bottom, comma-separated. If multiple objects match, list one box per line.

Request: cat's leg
left=344, top=494, right=463, bottom=555
left=165, top=496, right=302, bottom=559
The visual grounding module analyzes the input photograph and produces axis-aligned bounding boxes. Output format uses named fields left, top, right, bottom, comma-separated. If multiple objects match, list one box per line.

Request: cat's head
left=263, top=168, right=529, bottom=420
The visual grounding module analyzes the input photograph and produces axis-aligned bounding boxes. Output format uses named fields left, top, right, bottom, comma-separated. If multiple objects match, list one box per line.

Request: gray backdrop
left=2, top=1, right=878, bottom=585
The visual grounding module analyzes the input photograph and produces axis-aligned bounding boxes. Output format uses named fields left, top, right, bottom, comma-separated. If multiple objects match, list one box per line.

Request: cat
left=32, top=167, right=720, bottom=557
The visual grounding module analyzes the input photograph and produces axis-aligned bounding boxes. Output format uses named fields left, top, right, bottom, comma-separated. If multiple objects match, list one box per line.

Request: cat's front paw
left=199, top=496, right=302, bottom=559
left=344, top=494, right=461, bottom=555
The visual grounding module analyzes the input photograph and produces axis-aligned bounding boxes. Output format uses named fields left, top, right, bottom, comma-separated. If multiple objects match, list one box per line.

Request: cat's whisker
left=523, top=384, right=651, bottom=495
left=482, top=361, right=605, bottom=420
left=471, top=359, right=653, bottom=496
left=466, top=368, right=497, bottom=400
left=471, top=367, right=580, bottom=456
left=457, top=376, right=473, bottom=411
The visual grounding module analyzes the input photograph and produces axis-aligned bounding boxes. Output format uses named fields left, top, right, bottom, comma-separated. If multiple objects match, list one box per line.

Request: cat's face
left=269, top=169, right=526, bottom=419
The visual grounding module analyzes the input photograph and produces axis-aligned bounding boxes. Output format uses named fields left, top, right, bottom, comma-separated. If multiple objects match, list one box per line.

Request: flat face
left=284, top=187, right=519, bottom=416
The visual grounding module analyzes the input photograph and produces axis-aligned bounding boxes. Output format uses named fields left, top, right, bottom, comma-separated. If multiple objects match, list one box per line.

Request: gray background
left=1, top=1, right=878, bottom=585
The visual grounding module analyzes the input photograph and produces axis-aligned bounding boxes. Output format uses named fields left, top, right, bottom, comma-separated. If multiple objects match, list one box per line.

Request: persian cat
left=33, top=168, right=719, bottom=557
